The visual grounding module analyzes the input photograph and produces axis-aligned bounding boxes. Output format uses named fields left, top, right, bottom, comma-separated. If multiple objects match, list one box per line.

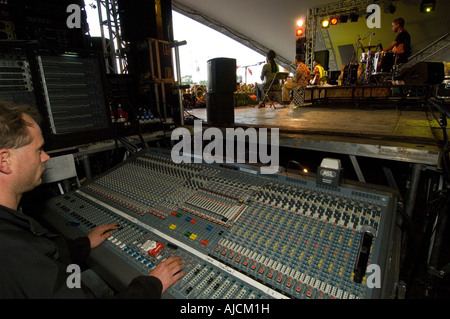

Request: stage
left=187, top=102, right=446, bottom=165
left=186, top=100, right=450, bottom=221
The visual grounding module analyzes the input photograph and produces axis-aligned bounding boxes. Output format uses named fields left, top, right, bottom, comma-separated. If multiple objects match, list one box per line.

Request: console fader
left=44, top=149, right=397, bottom=299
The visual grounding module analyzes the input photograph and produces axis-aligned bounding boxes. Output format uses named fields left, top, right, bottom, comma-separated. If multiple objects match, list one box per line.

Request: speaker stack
left=206, top=57, right=236, bottom=126
left=401, top=61, right=445, bottom=85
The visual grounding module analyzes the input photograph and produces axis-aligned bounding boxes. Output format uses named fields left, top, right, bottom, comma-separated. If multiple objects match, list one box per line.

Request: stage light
left=330, top=17, right=338, bottom=25
left=338, top=15, right=348, bottom=23
left=349, top=13, right=359, bottom=22
left=321, top=19, right=330, bottom=28
left=296, top=37, right=306, bottom=54
left=385, top=3, right=396, bottom=14
left=296, top=27, right=304, bottom=37
left=297, top=19, right=304, bottom=27
left=420, top=0, right=435, bottom=12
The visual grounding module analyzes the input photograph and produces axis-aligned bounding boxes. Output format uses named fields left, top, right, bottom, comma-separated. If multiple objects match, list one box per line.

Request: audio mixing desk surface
left=42, top=148, right=400, bottom=299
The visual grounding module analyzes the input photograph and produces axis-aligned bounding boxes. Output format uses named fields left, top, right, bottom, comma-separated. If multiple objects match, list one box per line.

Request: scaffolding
left=91, top=0, right=128, bottom=74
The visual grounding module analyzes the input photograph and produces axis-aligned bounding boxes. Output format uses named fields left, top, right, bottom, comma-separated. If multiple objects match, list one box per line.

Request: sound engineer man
left=0, top=100, right=185, bottom=298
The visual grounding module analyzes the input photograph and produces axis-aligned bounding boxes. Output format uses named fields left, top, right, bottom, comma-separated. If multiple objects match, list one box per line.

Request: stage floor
left=186, top=103, right=448, bottom=166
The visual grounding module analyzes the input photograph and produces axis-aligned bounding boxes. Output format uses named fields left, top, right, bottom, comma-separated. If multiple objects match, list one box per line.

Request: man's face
left=9, top=116, right=50, bottom=193
left=392, top=22, right=399, bottom=33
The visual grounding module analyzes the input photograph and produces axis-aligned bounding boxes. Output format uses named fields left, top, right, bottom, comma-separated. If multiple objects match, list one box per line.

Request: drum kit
left=342, top=32, right=400, bottom=85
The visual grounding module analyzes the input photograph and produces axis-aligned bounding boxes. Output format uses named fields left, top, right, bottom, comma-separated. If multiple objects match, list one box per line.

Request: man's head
left=0, top=101, right=50, bottom=208
left=392, top=18, right=405, bottom=33
left=294, top=55, right=303, bottom=64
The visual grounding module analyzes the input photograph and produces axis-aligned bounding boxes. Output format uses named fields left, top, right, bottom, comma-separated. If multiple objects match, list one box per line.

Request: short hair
left=295, top=54, right=303, bottom=62
left=393, top=18, right=405, bottom=28
left=0, top=100, right=42, bottom=149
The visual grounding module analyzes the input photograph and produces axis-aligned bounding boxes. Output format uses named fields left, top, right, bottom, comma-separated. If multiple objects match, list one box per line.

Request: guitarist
left=383, top=18, right=411, bottom=64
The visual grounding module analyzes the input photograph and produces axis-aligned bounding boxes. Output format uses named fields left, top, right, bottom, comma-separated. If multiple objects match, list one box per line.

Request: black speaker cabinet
left=206, top=92, right=234, bottom=126
left=207, top=58, right=237, bottom=93
left=402, top=61, right=444, bottom=85
left=314, top=50, right=330, bottom=70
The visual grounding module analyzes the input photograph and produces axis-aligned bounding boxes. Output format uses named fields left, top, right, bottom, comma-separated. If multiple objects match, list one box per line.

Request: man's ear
left=0, top=149, right=12, bottom=174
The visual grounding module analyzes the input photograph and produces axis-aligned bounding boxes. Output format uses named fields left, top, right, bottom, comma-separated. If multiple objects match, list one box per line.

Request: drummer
left=383, top=17, right=411, bottom=64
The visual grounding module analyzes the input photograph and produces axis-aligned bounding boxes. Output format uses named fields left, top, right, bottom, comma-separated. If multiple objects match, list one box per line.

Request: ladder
left=319, top=28, right=338, bottom=71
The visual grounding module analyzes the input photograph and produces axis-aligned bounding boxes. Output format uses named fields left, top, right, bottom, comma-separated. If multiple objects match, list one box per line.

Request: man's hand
left=148, top=257, right=185, bottom=294
left=87, top=224, right=119, bottom=248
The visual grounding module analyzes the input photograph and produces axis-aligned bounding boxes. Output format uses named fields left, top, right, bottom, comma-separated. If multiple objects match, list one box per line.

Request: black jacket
left=0, top=204, right=163, bottom=299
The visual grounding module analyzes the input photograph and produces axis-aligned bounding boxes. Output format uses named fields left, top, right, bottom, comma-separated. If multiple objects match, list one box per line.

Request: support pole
left=171, top=40, right=187, bottom=126
left=405, top=163, right=422, bottom=218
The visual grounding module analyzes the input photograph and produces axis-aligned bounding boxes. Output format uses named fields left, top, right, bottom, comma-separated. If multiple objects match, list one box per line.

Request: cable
left=284, top=160, right=308, bottom=175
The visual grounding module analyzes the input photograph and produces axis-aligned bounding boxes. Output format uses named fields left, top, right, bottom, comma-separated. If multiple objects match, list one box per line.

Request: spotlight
left=349, top=13, right=359, bottom=22
left=420, top=0, right=435, bottom=12
left=385, top=3, right=396, bottom=14
left=297, top=19, right=304, bottom=27
left=296, top=27, right=304, bottom=37
left=321, top=19, right=330, bottom=28
left=330, top=17, right=338, bottom=25
left=339, top=15, right=348, bottom=23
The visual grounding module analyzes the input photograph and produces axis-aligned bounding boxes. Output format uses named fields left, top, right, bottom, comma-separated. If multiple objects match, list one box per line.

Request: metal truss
left=88, top=0, right=128, bottom=74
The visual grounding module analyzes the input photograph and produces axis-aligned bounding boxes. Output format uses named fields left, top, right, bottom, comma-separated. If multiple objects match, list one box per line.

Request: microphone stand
left=238, top=61, right=264, bottom=84
left=345, top=35, right=363, bottom=85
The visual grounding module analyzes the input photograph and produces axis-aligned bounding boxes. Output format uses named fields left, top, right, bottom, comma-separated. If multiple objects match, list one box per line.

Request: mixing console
left=44, top=149, right=397, bottom=299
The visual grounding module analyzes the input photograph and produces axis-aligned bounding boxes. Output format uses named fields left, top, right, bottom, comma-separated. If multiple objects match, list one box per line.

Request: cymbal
left=362, top=45, right=379, bottom=50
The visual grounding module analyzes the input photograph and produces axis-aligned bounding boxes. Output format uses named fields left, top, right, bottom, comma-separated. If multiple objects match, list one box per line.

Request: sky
left=84, top=4, right=266, bottom=84
left=171, top=11, right=266, bottom=84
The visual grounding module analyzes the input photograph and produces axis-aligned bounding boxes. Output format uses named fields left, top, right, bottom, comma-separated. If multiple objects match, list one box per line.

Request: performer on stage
left=311, top=59, right=325, bottom=85
left=257, top=50, right=279, bottom=106
left=282, top=54, right=310, bottom=104
left=383, top=18, right=411, bottom=64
